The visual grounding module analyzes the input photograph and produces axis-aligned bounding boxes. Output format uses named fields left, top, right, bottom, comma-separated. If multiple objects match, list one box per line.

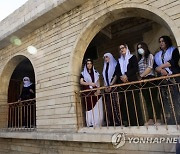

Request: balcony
left=75, top=74, right=180, bottom=132
left=4, top=99, right=36, bottom=131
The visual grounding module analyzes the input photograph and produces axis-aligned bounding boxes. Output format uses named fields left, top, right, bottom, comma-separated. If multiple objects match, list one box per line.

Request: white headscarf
left=102, top=53, right=117, bottom=86
left=81, top=63, right=100, bottom=89
left=154, top=46, right=175, bottom=75
left=118, top=46, right=133, bottom=75
left=23, top=77, right=32, bottom=87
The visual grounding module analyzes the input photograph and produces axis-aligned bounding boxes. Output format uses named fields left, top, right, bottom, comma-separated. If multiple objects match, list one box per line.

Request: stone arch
left=69, top=3, right=180, bottom=81
left=0, top=54, right=36, bottom=104
left=0, top=54, right=36, bottom=128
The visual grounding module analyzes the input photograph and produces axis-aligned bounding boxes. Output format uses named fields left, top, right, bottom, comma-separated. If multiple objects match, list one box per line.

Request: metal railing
left=75, top=74, right=180, bottom=130
left=7, top=98, right=36, bottom=131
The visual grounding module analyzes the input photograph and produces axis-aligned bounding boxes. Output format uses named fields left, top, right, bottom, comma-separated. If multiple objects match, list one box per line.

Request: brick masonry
left=0, top=0, right=179, bottom=153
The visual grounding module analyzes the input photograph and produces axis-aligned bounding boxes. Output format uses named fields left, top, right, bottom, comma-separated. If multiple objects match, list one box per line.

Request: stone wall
left=0, top=0, right=179, bottom=153
left=0, top=138, right=176, bottom=154
left=0, top=0, right=179, bottom=132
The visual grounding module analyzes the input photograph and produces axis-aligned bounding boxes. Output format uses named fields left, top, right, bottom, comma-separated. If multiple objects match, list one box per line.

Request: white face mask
left=138, top=48, right=144, bottom=55
left=23, top=81, right=29, bottom=84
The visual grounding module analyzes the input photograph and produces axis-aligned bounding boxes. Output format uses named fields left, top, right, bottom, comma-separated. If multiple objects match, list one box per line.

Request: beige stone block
left=22, top=146, right=40, bottom=153
left=160, top=1, right=180, bottom=11
left=36, top=99, right=56, bottom=108
left=149, top=143, right=164, bottom=152
left=171, top=13, right=180, bottom=20
left=138, top=142, right=150, bottom=151
left=54, top=106, right=75, bottom=115
left=37, top=108, right=55, bottom=116
left=37, top=119, right=54, bottom=126
left=148, top=152, right=165, bottom=154
left=164, top=143, right=176, bottom=153
left=120, top=142, right=139, bottom=151
left=125, top=151, right=149, bottom=154
left=163, top=4, right=180, bottom=16
left=174, top=18, right=180, bottom=28
left=54, top=117, right=76, bottom=125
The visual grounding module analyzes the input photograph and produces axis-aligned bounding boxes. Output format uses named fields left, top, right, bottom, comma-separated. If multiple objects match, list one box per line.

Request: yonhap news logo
left=111, top=133, right=179, bottom=149
left=111, top=133, right=126, bottom=148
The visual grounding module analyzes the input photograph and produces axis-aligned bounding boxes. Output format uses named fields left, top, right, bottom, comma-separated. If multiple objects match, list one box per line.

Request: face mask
left=23, top=81, right=29, bottom=84
left=138, top=48, right=144, bottom=55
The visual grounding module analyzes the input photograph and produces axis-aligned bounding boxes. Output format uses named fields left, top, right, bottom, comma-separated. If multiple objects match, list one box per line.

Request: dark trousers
left=142, top=87, right=161, bottom=120
left=160, top=78, right=180, bottom=125
left=104, top=90, right=121, bottom=126
left=22, top=101, right=36, bottom=127
left=119, top=89, right=144, bottom=126
left=141, top=76, right=161, bottom=120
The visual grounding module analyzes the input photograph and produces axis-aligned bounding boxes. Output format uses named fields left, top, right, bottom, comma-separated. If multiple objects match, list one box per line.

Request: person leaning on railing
left=112, top=44, right=144, bottom=126
left=102, top=53, right=121, bottom=126
left=154, top=35, right=180, bottom=125
left=18, top=77, right=35, bottom=128
left=80, top=59, right=103, bottom=127
left=137, top=42, right=161, bottom=126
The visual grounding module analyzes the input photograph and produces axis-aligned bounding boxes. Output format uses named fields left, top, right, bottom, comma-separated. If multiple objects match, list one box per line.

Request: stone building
left=0, top=0, right=179, bottom=153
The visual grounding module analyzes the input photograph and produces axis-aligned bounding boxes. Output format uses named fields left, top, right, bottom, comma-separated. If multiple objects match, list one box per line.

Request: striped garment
left=138, top=54, right=155, bottom=77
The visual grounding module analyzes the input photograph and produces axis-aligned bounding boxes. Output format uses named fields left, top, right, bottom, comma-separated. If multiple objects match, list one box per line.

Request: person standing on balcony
left=19, top=77, right=35, bottom=101
left=80, top=59, right=103, bottom=127
left=154, top=35, right=180, bottom=125
left=19, top=77, right=35, bottom=127
left=137, top=42, right=161, bottom=125
left=102, top=53, right=121, bottom=126
left=114, top=44, right=144, bottom=126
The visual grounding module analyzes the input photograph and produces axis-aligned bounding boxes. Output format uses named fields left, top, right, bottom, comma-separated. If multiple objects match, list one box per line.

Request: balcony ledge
left=0, top=125, right=179, bottom=143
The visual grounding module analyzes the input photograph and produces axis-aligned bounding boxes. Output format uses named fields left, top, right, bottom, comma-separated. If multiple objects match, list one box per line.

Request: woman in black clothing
left=114, top=44, right=144, bottom=126
left=19, top=77, right=35, bottom=101
left=154, top=36, right=180, bottom=76
left=19, top=77, right=36, bottom=127
left=154, top=36, right=180, bottom=125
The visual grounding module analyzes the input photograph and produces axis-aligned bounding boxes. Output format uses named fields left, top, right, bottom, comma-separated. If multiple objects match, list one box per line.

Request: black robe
left=20, top=84, right=35, bottom=101
left=115, top=55, right=139, bottom=83
left=114, top=55, right=144, bottom=126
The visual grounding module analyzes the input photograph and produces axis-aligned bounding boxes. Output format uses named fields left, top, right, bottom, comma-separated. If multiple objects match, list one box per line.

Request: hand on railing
left=17, top=99, right=22, bottom=106
left=94, top=89, right=101, bottom=96
left=120, top=75, right=128, bottom=83
left=160, top=69, right=168, bottom=76
left=105, top=87, right=111, bottom=93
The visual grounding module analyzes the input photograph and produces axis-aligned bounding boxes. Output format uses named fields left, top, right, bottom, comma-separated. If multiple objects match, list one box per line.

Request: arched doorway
left=82, top=16, right=177, bottom=85
left=8, top=58, right=35, bottom=103
left=72, top=5, right=180, bottom=128
left=70, top=6, right=179, bottom=79
left=0, top=55, right=36, bottom=129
